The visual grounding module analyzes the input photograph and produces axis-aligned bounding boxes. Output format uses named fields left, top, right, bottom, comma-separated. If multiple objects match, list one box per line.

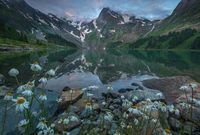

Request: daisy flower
left=69, top=88, right=75, bottom=94
left=85, top=101, right=92, bottom=111
left=69, top=116, right=78, bottom=122
left=39, top=94, right=47, bottom=101
left=22, top=89, right=33, bottom=97
left=8, top=68, right=19, bottom=76
left=37, top=118, right=47, bottom=130
left=163, top=128, right=171, bottom=135
left=107, top=85, right=113, bottom=91
left=17, top=85, right=25, bottom=93
left=12, top=96, right=29, bottom=112
left=30, top=62, right=42, bottom=71
left=4, top=92, right=13, bottom=101
left=47, top=69, right=55, bottom=76
left=56, top=98, right=62, bottom=103
left=39, top=76, right=47, bottom=84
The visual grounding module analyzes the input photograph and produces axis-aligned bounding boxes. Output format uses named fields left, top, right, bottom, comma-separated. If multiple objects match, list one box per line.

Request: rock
left=127, top=89, right=165, bottom=102
left=69, top=127, right=81, bottom=135
left=142, top=76, right=200, bottom=104
left=0, top=74, right=6, bottom=86
left=113, top=98, right=121, bottom=105
left=131, top=82, right=144, bottom=90
left=109, top=105, right=115, bottom=110
left=168, top=117, right=182, bottom=131
left=54, top=112, right=81, bottom=133
left=69, top=105, right=80, bottom=114
left=58, top=87, right=84, bottom=110
left=113, top=109, right=121, bottom=119
left=0, top=86, right=13, bottom=99
left=0, top=88, right=59, bottom=135
left=118, top=88, right=135, bottom=93
left=118, top=88, right=128, bottom=93
left=176, top=93, right=200, bottom=107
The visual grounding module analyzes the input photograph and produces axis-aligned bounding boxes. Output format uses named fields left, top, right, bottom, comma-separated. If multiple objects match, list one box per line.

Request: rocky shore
left=0, top=75, right=200, bottom=135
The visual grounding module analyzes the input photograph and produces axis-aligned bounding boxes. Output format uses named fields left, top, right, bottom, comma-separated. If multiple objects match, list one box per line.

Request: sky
left=25, top=0, right=181, bottom=21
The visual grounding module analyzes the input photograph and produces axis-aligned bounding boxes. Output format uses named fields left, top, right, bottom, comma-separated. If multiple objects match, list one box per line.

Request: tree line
left=129, top=28, right=200, bottom=50
left=0, top=21, right=28, bottom=43
left=45, top=33, right=77, bottom=48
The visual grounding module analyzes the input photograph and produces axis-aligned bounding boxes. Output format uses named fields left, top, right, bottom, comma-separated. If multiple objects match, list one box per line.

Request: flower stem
left=15, top=76, right=20, bottom=86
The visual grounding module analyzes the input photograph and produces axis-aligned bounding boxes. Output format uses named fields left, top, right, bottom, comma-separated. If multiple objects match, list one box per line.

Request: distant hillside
left=152, top=0, right=200, bottom=36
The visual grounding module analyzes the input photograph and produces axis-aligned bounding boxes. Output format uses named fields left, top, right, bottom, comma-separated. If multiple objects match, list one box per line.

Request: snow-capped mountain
left=0, top=0, right=82, bottom=46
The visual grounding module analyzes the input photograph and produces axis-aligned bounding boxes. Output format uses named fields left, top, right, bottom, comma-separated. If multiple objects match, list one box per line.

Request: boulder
left=53, top=112, right=81, bottom=133
left=58, top=87, right=84, bottom=111
left=142, top=76, right=200, bottom=104
left=0, top=74, right=6, bottom=86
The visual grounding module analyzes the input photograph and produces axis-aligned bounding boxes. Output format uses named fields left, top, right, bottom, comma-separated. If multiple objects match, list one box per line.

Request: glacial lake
left=0, top=49, right=200, bottom=94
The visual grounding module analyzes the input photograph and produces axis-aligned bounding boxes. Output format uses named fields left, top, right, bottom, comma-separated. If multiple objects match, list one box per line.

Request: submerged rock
left=0, top=88, right=59, bottom=135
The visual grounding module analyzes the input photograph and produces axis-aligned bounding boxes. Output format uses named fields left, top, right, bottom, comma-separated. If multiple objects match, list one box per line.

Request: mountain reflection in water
left=0, top=49, right=200, bottom=92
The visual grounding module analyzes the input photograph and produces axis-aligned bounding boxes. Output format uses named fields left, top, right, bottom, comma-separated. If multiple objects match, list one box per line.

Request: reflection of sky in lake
left=43, top=71, right=158, bottom=95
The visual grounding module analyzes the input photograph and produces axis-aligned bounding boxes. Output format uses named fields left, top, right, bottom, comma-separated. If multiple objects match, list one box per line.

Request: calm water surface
left=0, top=49, right=200, bottom=93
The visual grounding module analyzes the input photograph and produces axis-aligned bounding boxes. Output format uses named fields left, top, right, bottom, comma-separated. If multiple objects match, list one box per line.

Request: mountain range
left=0, top=0, right=200, bottom=49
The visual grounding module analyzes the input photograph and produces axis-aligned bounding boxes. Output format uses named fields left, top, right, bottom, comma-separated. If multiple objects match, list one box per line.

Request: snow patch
left=38, top=18, right=49, bottom=25
left=1, top=0, right=10, bottom=8
left=122, top=14, right=130, bottom=22
left=108, top=11, right=118, bottom=18
left=50, top=22, right=59, bottom=30
left=118, top=21, right=125, bottom=25
left=93, top=20, right=98, bottom=29
left=53, top=18, right=59, bottom=21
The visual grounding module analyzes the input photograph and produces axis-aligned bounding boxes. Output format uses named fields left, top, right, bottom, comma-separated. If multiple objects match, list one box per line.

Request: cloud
left=25, top=0, right=180, bottom=21
left=65, top=11, right=73, bottom=17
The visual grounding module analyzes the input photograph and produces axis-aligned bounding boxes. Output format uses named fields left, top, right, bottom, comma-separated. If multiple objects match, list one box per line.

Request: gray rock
left=109, top=105, right=115, bottom=110
left=113, top=98, right=121, bottom=105
left=0, top=88, right=59, bottom=135
left=70, top=105, right=80, bottom=114
left=113, top=109, right=121, bottom=119
left=0, top=86, right=13, bottom=98
left=69, top=127, right=81, bottom=135
left=168, top=117, right=182, bottom=130
left=80, top=109, right=93, bottom=119
left=0, top=74, right=6, bottom=86
left=54, top=112, right=81, bottom=133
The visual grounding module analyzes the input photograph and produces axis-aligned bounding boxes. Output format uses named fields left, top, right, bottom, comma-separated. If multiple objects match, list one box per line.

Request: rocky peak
left=96, top=7, right=124, bottom=25
left=172, top=0, right=199, bottom=14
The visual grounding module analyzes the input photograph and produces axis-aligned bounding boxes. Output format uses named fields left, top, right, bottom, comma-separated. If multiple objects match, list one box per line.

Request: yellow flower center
left=132, top=105, right=137, bottom=109
left=164, top=129, right=171, bottom=134
left=121, top=123, right=125, bottom=126
left=17, top=98, right=25, bottom=104
left=7, top=93, right=13, bottom=96
left=28, top=82, right=33, bottom=86
left=115, top=132, right=120, bottom=135
left=41, top=120, right=46, bottom=124
left=42, top=94, right=46, bottom=96
left=42, top=76, right=46, bottom=78
left=161, top=102, right=166, bottom=106
left=174, top=108, right=177, bottom=110
left=127, top=125, right=132, bottom=129
left=51, top=69, right=55, bottom=71
left=71, top=88, right=75, bottom=91
left=34, top=62, right=38, bottom=65
left=87, top=102, right=92, bottom=106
